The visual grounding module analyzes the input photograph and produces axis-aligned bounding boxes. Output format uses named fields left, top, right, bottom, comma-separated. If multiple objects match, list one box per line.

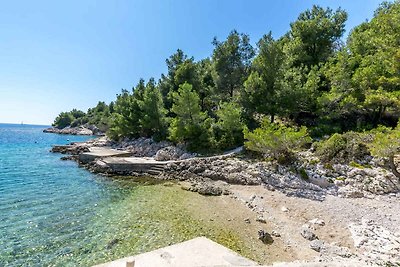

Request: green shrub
left=244, top=119, right=312, bottom=163
left=367, top=121, right=400, bottom=179
left=299, top=168, right=309, bottom=180
left=309, top=159, right=320, bottom=165
left=53, top=112, right=74, bottom=129
left=349, top=161, right=372, bottom=169
left=169, top=83, right=213, bottom=152
left=213, top=102, right=244, bottom=150
left=324, top=163, right=333, bottom=170
left=315, top=131, right=370, bottom=163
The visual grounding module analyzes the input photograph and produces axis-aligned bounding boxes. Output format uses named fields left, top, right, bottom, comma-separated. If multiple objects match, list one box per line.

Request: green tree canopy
left=169, top=82, right=212, bottom=151
left=212, top=30, right=255, bottom=99
left=244, top=119, right=311, bottom=163
left=213, top=101, right=244, bottom=149
left=53, top=112, right=74, bottom=129
left=284, top=5, right=347, bottom=68
left=242, top=32, right=284, bottom=124
left=140, top=78, right=168, bottom=141
left=108, top=79, right=146, bottom=140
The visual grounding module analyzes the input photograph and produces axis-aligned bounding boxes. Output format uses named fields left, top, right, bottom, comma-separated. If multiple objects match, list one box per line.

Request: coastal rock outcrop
left=154, top=146, right=196, bottom=161
left=154, top=146, right=182, bottom=161
left=161, top=151, right=400, bottom=200
left=110, top=137, right=171, bottom=157
left=51, top=144, right=90, bottom=154
left=50, top=136, right=400, bottom=200
left=162, top=158, right=263, bottom=185
left=348, top=219, right=400, bottom=264
left=44, top=126, right=98, bottom=135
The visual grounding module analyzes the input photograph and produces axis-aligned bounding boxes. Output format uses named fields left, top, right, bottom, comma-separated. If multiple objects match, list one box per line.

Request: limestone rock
left=256, top=216, right=267, bottom=224
left=309, top=218, right=325, bottom=226
left=281, top=206, right=289, bottom=212
left=310, top=239, right=324, bottom=252
left=301, top=226, right=318, bottom=241
left=258, top=230, right=273, bottom=244
left=194, top=183, right=223, bottom=196
left=271, top=230, right=281, bottom=237
left=155, top=146, right=185, bottom=161
left=43, top=125, right=99, bottom=135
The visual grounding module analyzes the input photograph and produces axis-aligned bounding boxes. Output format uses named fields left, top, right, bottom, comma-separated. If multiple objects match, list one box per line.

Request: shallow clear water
left=0, top=124, right=250, bottom=266
left=0, top=124, right=107, bottom=265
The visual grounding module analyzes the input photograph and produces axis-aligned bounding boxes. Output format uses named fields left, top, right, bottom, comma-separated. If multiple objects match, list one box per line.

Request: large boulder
left=154, top=146, right=186, bottom=161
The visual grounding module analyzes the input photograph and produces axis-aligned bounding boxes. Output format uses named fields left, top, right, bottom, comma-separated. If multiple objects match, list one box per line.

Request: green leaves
left=212, top=30, right=255, bottom=99
left=321, top=1, right=400, bottom=129
left=244, top=120, right=311, bottom=163
left=285, top=5, right=347, bottom=67
left=242, top=33, right=283, bottom=124
left=367, top=121, right=400, bottom=178
left=53, top=112, right=74, bottom=129
left=53, top=2, right=400, bottom=158
left=368, top=122, right=400, bottom=159
left=169, top=83, right=211, bottom=151
left=213, top=102, right=244, bottom=149
left=141, top=79, right=168, bottom=141
left=315, top=132, right=370, bottom=164
left=109, top=79, right=167, bottom=141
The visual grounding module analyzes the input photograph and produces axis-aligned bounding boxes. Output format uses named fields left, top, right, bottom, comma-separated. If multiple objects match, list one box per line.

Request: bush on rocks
left=315, top=132, right=370, bottom=164
left=367, top=122, right=400, bottom=179
left=244, top=119, right=311, bottom=164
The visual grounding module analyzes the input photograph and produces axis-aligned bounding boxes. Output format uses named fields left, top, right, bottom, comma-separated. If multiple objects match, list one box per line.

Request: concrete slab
left=100, top=157, right=175, bottom=174
left=93, top=237, right=259, bottom=267
left=102, top=157, right=172, bottom=165
left=79, top=147, right=132, bottom=163
left=88, top=147, right=132, bottom=156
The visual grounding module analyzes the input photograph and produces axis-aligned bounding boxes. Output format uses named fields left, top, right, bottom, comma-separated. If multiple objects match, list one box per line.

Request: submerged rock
left=196, top=183, right=223, bottom=196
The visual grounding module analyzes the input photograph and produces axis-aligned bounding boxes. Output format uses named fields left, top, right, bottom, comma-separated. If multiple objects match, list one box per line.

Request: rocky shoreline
left=43, top=125, right=104, bottom=136
left=50, top=136, right=400, bottom=200
left=49, top=136, right=400, bottom=266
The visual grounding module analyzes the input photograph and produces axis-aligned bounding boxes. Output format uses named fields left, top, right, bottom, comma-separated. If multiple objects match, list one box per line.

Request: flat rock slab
left=102, top=157, right=173, bottom=165
left=88, top=147, right=132, bottom=157
left=79, top=147, right=132, bottom=163
left=93, top=237, right=259, bottom=267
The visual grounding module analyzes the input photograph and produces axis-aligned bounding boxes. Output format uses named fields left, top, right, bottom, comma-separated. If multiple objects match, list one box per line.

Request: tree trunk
left=388, top=155, right=400, bottom=180
left=270, top=114, right=275, bottom=123
left=229, top=84, right=234, bottom=98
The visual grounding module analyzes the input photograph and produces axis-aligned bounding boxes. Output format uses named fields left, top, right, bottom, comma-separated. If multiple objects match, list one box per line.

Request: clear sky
left=0, top=0, right=383, bottom=125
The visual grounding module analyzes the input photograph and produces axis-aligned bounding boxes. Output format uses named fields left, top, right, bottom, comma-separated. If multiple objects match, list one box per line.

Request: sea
left=0, top=123, right=242, bottom=266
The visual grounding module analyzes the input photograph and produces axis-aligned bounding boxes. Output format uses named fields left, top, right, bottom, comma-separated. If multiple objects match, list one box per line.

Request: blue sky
left=0, top=0, right=383, bottom=125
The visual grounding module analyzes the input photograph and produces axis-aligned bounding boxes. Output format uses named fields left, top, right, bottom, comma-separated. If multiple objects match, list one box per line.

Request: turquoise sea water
left=0, top=124, right=166, bottom=266
left=0, top=124, right=256, bottom=267
left=0, top=124, right=108, bottom=265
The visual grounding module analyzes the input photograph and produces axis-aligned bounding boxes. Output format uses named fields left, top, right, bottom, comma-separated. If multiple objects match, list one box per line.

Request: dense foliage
left=169, top=83, right=212, bottom=150
left=315, top=132, right=370, bottom=164
left=244, top=119, right=311, bottom=163
left=368, top=122, right=400, bottom=178
left=53, top=2, right=400, bottom=159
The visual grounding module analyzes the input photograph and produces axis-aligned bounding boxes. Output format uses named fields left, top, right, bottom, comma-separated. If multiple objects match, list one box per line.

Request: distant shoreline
left=43, top=125, right=104, bottom=136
